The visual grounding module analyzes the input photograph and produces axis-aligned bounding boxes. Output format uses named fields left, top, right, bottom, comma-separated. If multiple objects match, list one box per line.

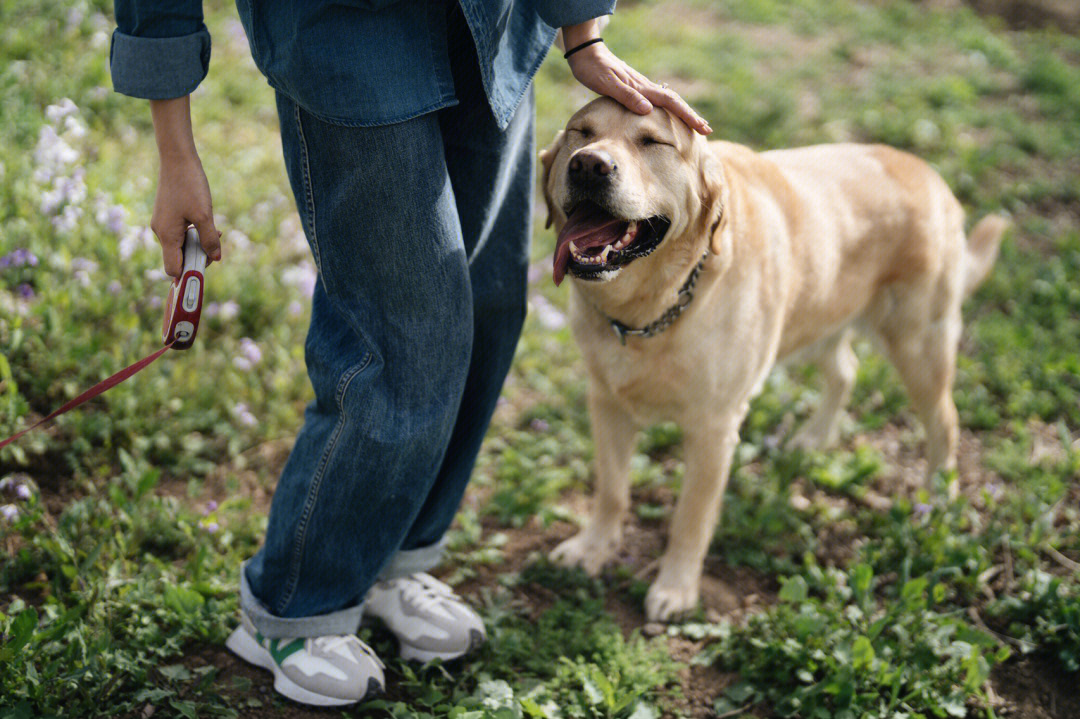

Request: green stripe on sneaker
left=267, top=638, right=306, bottom=665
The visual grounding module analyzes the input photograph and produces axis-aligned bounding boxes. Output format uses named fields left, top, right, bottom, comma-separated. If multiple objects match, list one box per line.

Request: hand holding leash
left=149, top=96, right=222, bottom=277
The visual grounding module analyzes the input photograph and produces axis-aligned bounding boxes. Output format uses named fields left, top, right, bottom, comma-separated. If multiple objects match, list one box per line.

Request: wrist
left=150, top=96, right=199, bottom=164
left=561, top=19, right=601, bottom=50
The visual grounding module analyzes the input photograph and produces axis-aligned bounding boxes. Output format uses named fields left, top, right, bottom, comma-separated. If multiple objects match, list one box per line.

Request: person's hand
left=149, top=96, right=222, bottom=277
left=562, top=20, right=711, bottom=136
left=153, top=153, right=221, bottom=277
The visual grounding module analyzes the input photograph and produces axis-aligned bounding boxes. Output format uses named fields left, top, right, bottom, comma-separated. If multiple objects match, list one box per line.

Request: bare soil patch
left=990, top=654, right=1080, bottom=719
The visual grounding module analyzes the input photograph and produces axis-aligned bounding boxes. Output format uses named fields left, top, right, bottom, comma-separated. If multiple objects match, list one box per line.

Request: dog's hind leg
left=879, top=299, right=963, bottom=498
left=550, top=388, right=637, bottom=576
left=646, top=414, right=741, bottom=622
left=789, top=327, right=858, bottom=451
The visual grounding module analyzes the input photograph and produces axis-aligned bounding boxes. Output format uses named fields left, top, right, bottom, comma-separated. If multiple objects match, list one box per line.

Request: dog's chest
left=586, top=338, right=702, bottom=419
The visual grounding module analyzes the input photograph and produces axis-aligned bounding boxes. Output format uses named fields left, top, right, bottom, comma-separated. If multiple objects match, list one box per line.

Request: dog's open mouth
left=553, top=202, right=670, bottom=286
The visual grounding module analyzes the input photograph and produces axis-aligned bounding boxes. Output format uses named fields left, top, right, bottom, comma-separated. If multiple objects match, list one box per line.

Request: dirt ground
left=963, top=0, right=1080, bottom=32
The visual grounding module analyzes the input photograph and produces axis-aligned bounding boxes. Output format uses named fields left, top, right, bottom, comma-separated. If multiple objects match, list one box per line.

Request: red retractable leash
left=0, top=228, right=208, bottom=450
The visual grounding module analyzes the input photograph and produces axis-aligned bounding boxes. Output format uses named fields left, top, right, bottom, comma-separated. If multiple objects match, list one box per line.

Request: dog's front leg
left=646, top=417, right=740, bottom=622
left=550, top=387, right=637, bottom=576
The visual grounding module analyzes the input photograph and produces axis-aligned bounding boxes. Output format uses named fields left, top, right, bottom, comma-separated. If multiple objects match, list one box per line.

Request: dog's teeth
left=600, top=245, right=613, bottom=263
left=628, top=220, right=638, bottom=233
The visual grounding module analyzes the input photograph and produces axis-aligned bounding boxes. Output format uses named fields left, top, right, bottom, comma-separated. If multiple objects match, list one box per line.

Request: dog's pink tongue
left=553, top=205, right=626, bottom=286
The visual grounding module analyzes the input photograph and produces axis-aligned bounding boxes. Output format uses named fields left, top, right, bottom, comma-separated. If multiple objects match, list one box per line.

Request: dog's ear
left=539, top=129, right=566, bottom=230
left=698, top=146, right=729, bottom=258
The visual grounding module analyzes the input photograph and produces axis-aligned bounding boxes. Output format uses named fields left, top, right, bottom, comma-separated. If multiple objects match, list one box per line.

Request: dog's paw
left=549, top=531, right=619, bottom=577
left=645, top=579, right=700, bottom=622
left=788, top=423, right=833, bottom=452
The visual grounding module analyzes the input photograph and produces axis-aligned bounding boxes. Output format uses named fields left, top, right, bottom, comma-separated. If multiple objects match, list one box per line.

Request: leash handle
left=162, top=228, right=207, bottom=350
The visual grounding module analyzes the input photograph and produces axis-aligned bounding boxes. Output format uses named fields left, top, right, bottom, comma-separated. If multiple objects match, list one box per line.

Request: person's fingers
left=640, top=82, right=712, bottom=135
left=151, top=219, right=185, bottom=278
left=607, top=75, right=653, bottom=115
left=193, top=212, right=223, bottom=264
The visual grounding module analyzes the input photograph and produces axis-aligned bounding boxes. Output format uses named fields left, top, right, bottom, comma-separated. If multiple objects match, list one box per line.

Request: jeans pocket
left=292, top=102, right=323, bottom=274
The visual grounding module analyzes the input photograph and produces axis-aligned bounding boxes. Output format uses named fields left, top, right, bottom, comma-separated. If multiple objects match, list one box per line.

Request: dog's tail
left=963, top=214, right=1009, bottom=297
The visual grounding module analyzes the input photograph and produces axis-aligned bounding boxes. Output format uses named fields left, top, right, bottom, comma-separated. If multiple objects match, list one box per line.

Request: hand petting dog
left=561, top=18, right=712, bottom=136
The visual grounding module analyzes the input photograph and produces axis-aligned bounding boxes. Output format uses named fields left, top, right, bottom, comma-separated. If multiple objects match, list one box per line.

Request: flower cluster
left=0, top=475, right=34, bottom=524
left=28, top=98, right=154, bottom=257
left=200, top=500, right=220, bottom=533
left=233, top=337, right=263, bottom=370
left=0, top=249, right=39, bottom=269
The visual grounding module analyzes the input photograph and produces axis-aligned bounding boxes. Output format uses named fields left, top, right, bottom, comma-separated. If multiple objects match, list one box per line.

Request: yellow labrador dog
left=541, top=97, right=1007, bottom=622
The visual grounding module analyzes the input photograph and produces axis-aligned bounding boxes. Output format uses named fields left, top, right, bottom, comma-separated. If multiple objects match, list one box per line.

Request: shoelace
left=309, top=634, right=355, bottom=654
left=398, top=573, right=456, bottom=614
left=307, top=634, right=384, bottom=668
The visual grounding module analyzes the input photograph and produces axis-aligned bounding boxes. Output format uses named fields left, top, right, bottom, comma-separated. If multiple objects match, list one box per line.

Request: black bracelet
left=564, top=37, right=603, bottom=59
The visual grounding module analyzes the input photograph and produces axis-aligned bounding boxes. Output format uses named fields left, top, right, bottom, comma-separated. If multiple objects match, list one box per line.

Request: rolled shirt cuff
left=239, top=563, right=365, bottom=639
left=110, top=28, right=211, bottom=100
left=537, top=0, right=617, bottom=30
left=378, top=537, right=448, bottom=581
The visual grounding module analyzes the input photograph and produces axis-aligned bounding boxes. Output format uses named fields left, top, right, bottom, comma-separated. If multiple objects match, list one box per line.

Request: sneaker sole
left=225, top=626, right=374, bottom=707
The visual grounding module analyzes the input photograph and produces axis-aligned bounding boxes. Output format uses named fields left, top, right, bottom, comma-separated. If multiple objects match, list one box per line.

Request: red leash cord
left=0, top=228, right=207, bottom=450
left=0, top=340, right=175, bottom=450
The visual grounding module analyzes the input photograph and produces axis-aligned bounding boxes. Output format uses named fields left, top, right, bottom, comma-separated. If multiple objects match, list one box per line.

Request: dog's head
left=541, top=97, right=724, bottom=286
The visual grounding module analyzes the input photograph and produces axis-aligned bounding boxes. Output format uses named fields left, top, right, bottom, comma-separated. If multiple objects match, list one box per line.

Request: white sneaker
left=225, top=612, right=384, bottom=706
left=365, top=572, right=486, bottom=663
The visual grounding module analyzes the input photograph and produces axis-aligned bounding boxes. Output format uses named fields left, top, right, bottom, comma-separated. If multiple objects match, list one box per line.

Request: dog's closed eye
left=639, top=135, right=672, bottom=148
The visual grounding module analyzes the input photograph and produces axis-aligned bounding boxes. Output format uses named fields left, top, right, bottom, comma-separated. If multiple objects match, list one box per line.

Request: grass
left=2, top=0, right=1080, bottom=717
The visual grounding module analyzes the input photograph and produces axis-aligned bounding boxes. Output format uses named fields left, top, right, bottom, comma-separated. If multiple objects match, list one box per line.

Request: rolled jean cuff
left=378, top=537, right=448, bottom=581
left=239, top=563, right=364, bottom=639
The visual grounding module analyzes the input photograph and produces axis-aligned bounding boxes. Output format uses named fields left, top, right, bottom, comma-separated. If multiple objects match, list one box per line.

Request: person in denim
left=112, top=0, right=709, bottom=705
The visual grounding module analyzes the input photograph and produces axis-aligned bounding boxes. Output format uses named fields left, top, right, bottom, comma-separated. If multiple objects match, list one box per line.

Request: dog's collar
left=607, top=251, right=709, bottom=346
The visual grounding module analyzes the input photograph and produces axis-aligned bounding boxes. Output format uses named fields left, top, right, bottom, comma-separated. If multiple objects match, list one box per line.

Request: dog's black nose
left=568, top=149, right=616, bottom=188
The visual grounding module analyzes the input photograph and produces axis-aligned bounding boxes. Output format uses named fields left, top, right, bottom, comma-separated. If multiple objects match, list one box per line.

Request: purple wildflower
left=530, top=418, right=550, bottom=432
left=1, top=248, right=39, bottom=268
left=219, top=300, right=239, bottom=320
left=205, top=522, right=219, bottom=534
left=282, top=263, right=317, bottom=298
left=231, top=402, right=257, bottom=427
left=204, top=500, right=218, bottom=515
left=16, top=284, right=34, bottom=300
left=96, top=204, right=127, bottom=235
left=1, top=504, right=18, bottom=522
left=15, top=484, right=31, bottom=501
left=529, top=293, right=566, bottom=330
left=239, top=337, right=262, bottom=364
left=914, top=502, right=933, bottom=516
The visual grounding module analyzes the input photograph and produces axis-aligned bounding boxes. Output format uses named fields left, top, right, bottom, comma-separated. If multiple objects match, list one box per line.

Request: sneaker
left=225, top=612, right=384, bottom=707
left=364, top=572, right=486, bottom=663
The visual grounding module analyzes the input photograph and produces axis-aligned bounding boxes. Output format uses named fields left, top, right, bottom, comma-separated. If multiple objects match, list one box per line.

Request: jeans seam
left=294, top=102, right=322, bottom=272
left=277, top=354, right=372, bottom=614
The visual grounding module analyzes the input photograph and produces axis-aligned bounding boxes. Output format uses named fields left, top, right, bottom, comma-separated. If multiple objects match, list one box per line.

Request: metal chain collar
left=608, top=251, right=710, bottom=345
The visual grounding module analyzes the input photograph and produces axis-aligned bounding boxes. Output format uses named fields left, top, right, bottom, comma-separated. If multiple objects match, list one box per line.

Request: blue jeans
left=241, top=26, right=534, bottom=638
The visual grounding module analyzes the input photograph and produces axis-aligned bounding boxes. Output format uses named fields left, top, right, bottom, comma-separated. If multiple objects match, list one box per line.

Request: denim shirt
left=111, top=0, right=616, bottom=129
